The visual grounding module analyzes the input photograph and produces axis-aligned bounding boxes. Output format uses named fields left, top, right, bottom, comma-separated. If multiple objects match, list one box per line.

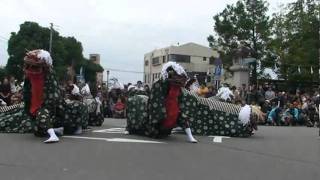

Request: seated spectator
left=10, top=89, right=23, bottom=105
left=267, top=102, right=281, bottom=125
left=216, top=84, right=234, bottom=102
left=206, top=85, right=216, bottom=98
left=197, top=84, right=209, bottom=97
left=66, top=80, right=81, bottom=101
left=0, top=77, right=12, bottom=105
left=265, top=87, right=275, bottom=102
left=288, top=102, right=304, bottom=125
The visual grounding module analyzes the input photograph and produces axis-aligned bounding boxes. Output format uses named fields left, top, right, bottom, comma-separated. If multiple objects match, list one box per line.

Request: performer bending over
left=126, top=62, right=264, bottom=141
left=126, top=62, right=197, bottom=143
left=0, top=49, right=88, bottom=143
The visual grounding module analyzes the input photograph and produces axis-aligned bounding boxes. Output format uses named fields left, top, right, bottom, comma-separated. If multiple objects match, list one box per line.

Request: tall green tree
left=269, top=0, right=319, bottom=82
left=5, top=21, right=103, bottom=82
left=208, top=0, right=270, bottom=70
left=81, top=58, right=104, bottom=84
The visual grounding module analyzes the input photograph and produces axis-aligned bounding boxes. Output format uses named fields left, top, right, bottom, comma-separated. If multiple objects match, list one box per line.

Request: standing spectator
left=247, top=85, right=257, bottom=105
left=0, top=77, right=12, bottom=105
left=136, top=81, right=144, bottom=91
left=144, top=84, right=151, bottom=96
left=231, top=86, right=241, bottom=103
left=9, top=76, right=17, bottom=94
left=277, top=91, right=287, bottom=108
left=240, top=84, right=247, bottom=103
left=256, top=85, right=265, bottom=107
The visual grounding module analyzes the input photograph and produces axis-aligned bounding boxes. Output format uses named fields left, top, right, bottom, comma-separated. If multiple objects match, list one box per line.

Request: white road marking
left=209, top=136, right=231, bottom=143
left=93, top=128, right=126, bottom=134
left=63, top=136, right=164, bottom=144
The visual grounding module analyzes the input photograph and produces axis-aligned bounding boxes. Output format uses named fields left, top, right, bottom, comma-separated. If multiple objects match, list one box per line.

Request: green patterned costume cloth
left=0, top=71, right=89, bottom=136
left=127, top=79, right=254, bottom=138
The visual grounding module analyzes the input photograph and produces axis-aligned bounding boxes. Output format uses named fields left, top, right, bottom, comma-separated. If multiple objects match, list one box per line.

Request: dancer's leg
left=184, top=120, right=198, bottom=143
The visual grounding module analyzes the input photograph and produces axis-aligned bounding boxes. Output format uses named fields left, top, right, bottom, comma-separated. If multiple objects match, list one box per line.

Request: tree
left=208, top=0, right=270, bottom=61
left=208, top=0, right=271, bottom=83
left=0, top=67, right=7, bottom=81
left=269, top=0, right=319, bottom=82
left=5, top=21, right=103, bottom=82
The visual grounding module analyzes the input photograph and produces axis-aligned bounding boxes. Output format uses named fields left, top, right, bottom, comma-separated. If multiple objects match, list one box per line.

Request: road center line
left=209, top=136, right=231, bottom=143
left=63, top=136, right=165, bottom=144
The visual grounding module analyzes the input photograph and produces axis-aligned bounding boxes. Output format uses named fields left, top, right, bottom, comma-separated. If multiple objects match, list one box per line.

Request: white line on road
left=63, top=136, right=165, bottom=144
left=208, top=136, right=231, bottom=143
left=93, top=128, right=126, bottom=134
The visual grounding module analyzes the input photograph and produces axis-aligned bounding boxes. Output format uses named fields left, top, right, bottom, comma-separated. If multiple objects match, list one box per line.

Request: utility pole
left=318, top=3, right=320, bottom=90
left=317, top=1, right=320, bottom=136
left=106, top=70, right=110, bottom=91
left=49, top=23, right=53, bottom=54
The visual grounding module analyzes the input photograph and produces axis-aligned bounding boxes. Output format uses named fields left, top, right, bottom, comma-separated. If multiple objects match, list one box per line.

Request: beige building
left=144, top=42, right=219, bottom=85
left=89, top=54, right=104, bottom=85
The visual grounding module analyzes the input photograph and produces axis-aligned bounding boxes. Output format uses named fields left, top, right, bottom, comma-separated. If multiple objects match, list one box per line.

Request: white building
left=144, top=42, right=219, bottom=85
left=89, top=54, right=104, bottom=85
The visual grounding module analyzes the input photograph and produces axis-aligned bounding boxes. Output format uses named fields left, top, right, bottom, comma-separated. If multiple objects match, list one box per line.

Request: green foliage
left=0, top=67, right=7, bottom=81
left=6, top=22, right=54, bottom=81
left=208, top=0, right=270, bottom=67
left=209, top=0, right=320, bottom=83
left=5, top=21, right=103, bottom=83
left=269, top=0, right=319, bottom=81
left=81, top=58, right=104, bottom=84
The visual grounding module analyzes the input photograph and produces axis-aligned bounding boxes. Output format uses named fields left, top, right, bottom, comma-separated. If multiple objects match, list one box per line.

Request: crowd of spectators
left=0, top=77, right=23, bottom=106
left=1, top=75, right=319, bottom=128
left=210, top=83, right=320, bottom=127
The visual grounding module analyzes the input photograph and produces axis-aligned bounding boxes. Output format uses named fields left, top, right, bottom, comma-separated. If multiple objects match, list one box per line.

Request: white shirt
left=81, top=84, right=91, bottom=96
left=216, top=87, right=234, bottom=101
left=71, top=84, right=80, bottom=95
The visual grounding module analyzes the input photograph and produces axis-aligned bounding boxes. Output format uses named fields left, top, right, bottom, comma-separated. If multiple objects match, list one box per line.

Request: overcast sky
left=0, top=0, right=295, bottom=83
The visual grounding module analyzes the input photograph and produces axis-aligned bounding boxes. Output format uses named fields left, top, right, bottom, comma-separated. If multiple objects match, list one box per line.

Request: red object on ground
left=162, top=84, right=181, bottom=129
left=26, top=71, right=44, bottom=116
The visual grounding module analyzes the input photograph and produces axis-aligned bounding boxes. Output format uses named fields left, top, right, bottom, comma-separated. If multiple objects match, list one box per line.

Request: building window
left=90, top=55, right=97, bottom=61
left=152, top=57, right=160, bottom=65
left=145, top=60, right=149, bottom=66
left=144, top=75, right=146, bottom=83
left=163, top=56, right=166, bottom=63
left=209, top=57, right=215, bottom=65
left=203, top=57, right=207, bottom=61
left=169, top=54, right=190, bottom=63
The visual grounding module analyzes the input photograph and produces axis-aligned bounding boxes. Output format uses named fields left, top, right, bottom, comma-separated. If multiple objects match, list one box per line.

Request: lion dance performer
left=126, top=62, right=263, bottom=143
left=0, top=49, right=88, bottom=143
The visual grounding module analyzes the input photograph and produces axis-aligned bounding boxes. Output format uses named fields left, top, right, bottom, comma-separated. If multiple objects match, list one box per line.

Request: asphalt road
left=0, top=118, right=319, bottom=180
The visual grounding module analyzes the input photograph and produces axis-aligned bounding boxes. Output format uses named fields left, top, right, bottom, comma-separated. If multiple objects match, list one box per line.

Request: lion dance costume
left=0, top=50, right=88, bottom=143
left=126, top=62, right=263, bottom=143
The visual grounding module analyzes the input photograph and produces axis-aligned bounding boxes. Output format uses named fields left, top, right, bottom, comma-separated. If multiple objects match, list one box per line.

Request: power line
left=104, top=68, right=143, bottom=74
